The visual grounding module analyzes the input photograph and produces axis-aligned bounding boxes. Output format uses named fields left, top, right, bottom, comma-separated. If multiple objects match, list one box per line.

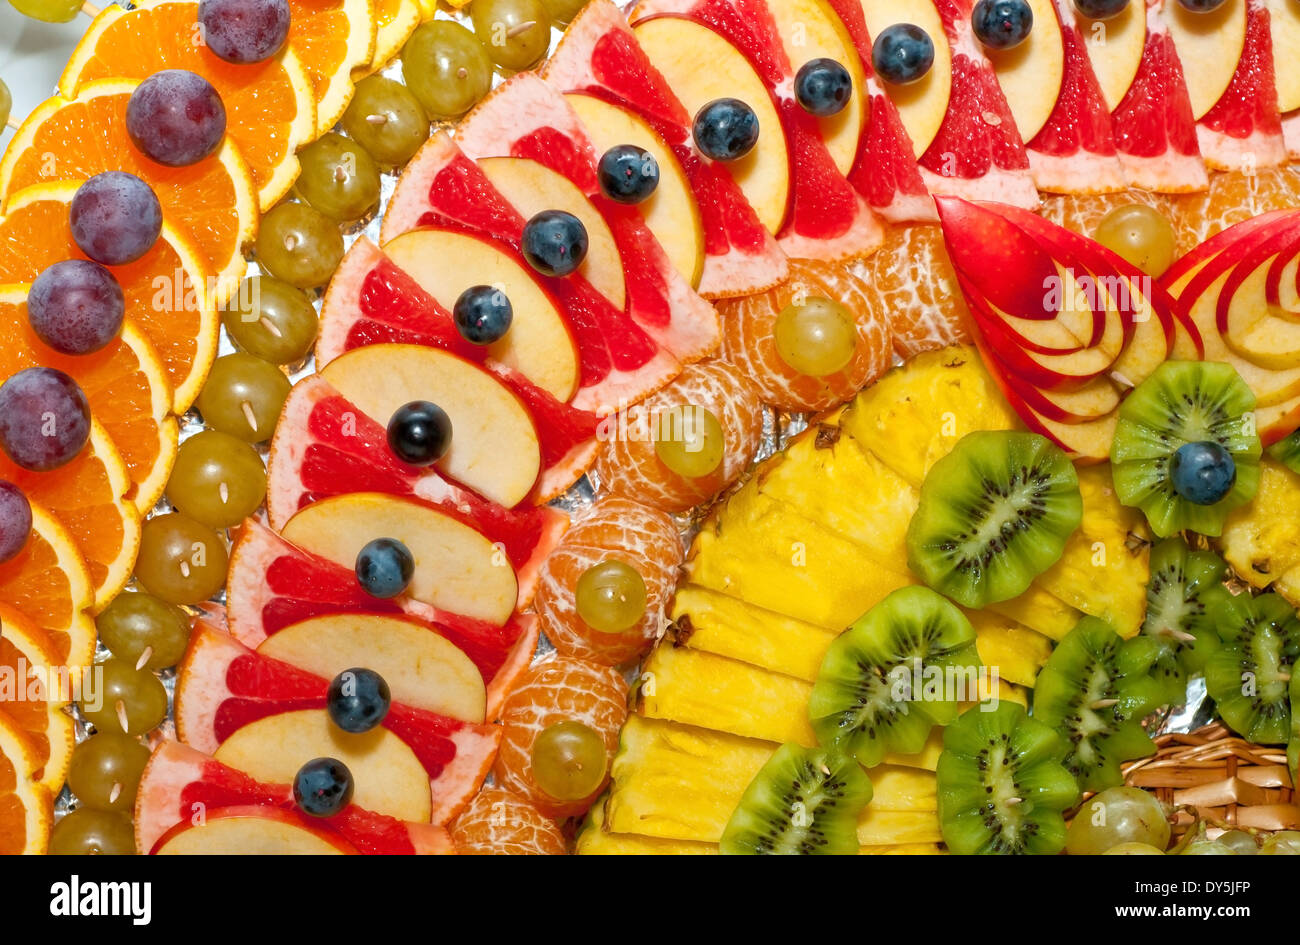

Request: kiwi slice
left=935, top=701, right=1079, bottom=855
left=1111, top=361, right=1261, bottom=537
left=1267, top=428, right=1300, bottom=474
left=1289, top=671, right=1299, bottom=786
left=906, top=431, right=1082, bottom=608
left=719, top=743, right=872, bottom=855
left=809, top=585, right=981, bottom=766
left=1204, top=591, right=1299, bottom=745
left=1140, top=538, right=1228, bottom=705
left=1032, top=617, right=1162, bottom=792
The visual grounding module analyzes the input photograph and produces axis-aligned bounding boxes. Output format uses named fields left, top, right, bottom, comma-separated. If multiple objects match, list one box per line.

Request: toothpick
left=81, top=1, right=101, bottom=17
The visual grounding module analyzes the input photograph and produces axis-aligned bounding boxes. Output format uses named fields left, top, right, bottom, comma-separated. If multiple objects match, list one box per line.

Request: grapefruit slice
left=542, top=0, right=788, bottom=298
left=915, top=0, right=1039, bottom=208
left=175, top=621, right=501, bottom=823
left=58, top=0, right=317, bottom=209
left=225, top=517, right=529, bottom=681
left=455, top=72, right=722, bottom=365
left=630, top=0, right=884, bottom=262
left=382, top=132, right=681, bottom=413
left=0, top=603, right=75, bottom=792
left=135, top=741, right=452, bottom=854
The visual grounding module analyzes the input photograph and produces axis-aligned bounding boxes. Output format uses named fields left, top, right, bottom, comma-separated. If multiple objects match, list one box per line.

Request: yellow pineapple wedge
left=578, top=798, right=717, bottom=854
left=1220, top=458, right=1300, bottom=594
left=963, top=608, right=1053, bottom=687
left=986, top=585, right=1083, bottom=641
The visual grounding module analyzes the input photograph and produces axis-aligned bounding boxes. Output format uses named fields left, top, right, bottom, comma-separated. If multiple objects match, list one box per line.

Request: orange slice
left=0, top=285, right=177, bottom=513
left=0, top=603, right=75, bottom=793
left=289, top=0, right=377, bottom=134
left=0, top=79, right=258, bottom=307
left=364, top=0, right=420, bottom=74
left=59, top=0, right=317, bottom=209
left=0, top=421, right=140, bottom=612
left=0, top=181, right=220, bottom=412
left=0, top=501, right=95, bottom=668
left=0, top=713, right=52, bottom=855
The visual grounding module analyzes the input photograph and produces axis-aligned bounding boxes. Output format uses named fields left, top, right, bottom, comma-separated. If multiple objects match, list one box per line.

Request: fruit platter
left=1, top=0, right=1300, bottom=859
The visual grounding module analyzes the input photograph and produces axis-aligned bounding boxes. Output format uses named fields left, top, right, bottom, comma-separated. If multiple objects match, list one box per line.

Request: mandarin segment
left=1171, top=168, right=1300, bottom=254
left=450, top=784, right=567, bottom=854
left=860, top=224, right=972, bottom=358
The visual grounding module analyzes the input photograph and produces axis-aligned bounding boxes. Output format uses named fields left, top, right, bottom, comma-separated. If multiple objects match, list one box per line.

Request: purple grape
left=199, top=0, right=291, bottom=65
left=29, top=260, right=125, bottom=355
left=0, top=368, right=92, bottom=472
left=0, top=481, right=32, bottom=564
left=125, top=70, right=227, bottom=167
left=69, top=172, right=163, bottom=266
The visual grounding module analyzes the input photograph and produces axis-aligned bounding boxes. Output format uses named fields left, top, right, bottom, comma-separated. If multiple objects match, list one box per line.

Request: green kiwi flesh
left=906, top=431, right=1082, bottom=608
left=1032, top=617, right=1162, bottom=793
left=1205, top=591, right=1299, bottom=745
left=1140, top=538, right=1228, bottom=705
left=936, top=701, right=1079, bottom=855
left=719, top=743, right=872, bottom=855
left=809, top=585, right=982, bottom=767
left=1266, top=428, right=1300, bottom=474
left=1110, top=361, right=1261, bottom=538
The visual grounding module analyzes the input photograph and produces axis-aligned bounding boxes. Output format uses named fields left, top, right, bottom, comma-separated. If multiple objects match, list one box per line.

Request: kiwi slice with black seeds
left=906, top=431, right=1082, bottom=608
left=1205, top=591, right=1299, bottom=745
left=1267, top=428, right=1300, bottom=474
left=935, top=701, right=1079, bottom=855
left=1140, top=538, right=1229, bottom=705
left=1111, top=361, right=1260, bottom=537
left=809, top=585, right=981, bottom=766
left=1032, top=617, right=1162, bottom=793
left=1289, top=671, right=1299, bottom=787
left=720, top=743, right=871, bottom=855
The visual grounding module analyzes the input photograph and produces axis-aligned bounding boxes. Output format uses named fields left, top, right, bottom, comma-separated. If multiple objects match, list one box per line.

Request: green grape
left=67, top=732, right=150, bottom=814
left=296, top=132, right=381, bottom=223
left=540, top=0, right=586, bottom=24
left=48, top=808, right=136, bottom=855
left=1103, top=842, right=1165, bottom=855
left=1093, top=203, right=1176, bottom=278
left=8, top=0, right=82, bottom=23
left=221, top=275, right=318, bottom=365
left=1064, top=787, right=1171, bottom=854
left=79, top=658, right=168, bottom=736
left=1182, top=840, right=1236, bottom=855
left=165, top=430, right=267, bottom=529
left=0, top=79, right=10, bottom=129
left=95, top=590, right=191, bottom=670
left=654, top=404, right=724, bottom=479
left=1261, top=830, right=1300, bottom=855
left=575, top=560, right=646, bottom=634
left=530, top=720, right=607, bottom=801
left=774, top=296, right=857, bottom=377
left=342, top=75, right=430, bottom=167
left=254, top=201, right=344, bottom=289
left=471, top=0, right=552, bottom=71
left=196, top=353, right=290, bottom=443
left=133, top=512, right=229, bottom=605
left=1216, top=829, right=1259, bottom=854
left=402, top=21, right=492, bottom=121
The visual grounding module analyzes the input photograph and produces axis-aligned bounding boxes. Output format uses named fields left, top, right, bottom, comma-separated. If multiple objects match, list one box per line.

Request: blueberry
left=293, top=757, right=354, bottom=817
left=692, top=98, right=760, bottom=162
left=1176, top=0, right=1225, bottom=10
left=521, top=209, right=588, bottom=277
left=355, top=537, right=415, bottom=599
left=973, top=0, right=1034, bottom=49
left=597, top=144, right=660, bottom=204
left=1170, top=441, right=1236, bottom=506
left=453, top=284, right=513, bottom=345
left=1072, top=0, right=1129, bottom=19
left=794, top=57, right=853, bottom=117
left=387, top=400, right=451, bottom=466
left=872, top=24, right=935, bottom=85
left=327, top=667, right=391, bottom=734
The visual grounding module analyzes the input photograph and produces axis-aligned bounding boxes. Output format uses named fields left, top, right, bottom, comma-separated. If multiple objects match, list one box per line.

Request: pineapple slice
left=987, top=584, right=1083, bottom=641
left=858, top=808, right=944, bottom=846
left=638, top=644, right=816, bottom=746
left=964, top=608, right=1053, bottom=687
left=881, top=729, right=946, bottom=770
left=687, top=486, right=914, bottom=629
left=840, top=346, right=1018, bottom=488
left=1032, top=464, right=1150, bottom=638
left=1220, top=458, right=1300, bottom=592
left=578, top=797, right=717, bottom=854
left=670, top=584, right=837, bottom=681
left=869, top=765, right=939, bottom=810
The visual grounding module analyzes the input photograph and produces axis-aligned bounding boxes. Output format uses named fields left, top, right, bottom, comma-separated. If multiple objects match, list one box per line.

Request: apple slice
left=257, top=614, right=487, bottom=724
left=379, top=229, right=579, bottom=403
left=1216, top=216, right=1300, bottom=368
left=564, top=92, right=706, bottom=289
left=985, top=0, right=1066, bottom=145
left=153, top=806, right=358, bottom=855
left=857, top=0, right=952, bottom=159
left=478, top=155, right=626, bottom=311
left=213, top=710, right=433, bottom=823
left=1080, top=0, right=1147, bottom=112
left=631, top=16, right=790, bottom=235
left=1164, top=0, right=1247, bottom=121
left=317, top=343, right=541, bottom=509
left=993, top=359, right=1123, bottom=423
left=280, top=492, right=519, bottom=625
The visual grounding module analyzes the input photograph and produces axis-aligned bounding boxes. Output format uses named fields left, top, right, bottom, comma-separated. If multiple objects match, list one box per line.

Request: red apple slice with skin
left=987, top=349, right=1124, bottom=422
left=280, top=492, right=519, bottom=625
left=318, top=343, right=540, bottom=509
left=152, top=806, right=360, bottom=855
left=1215, top=214, right=1300, bottom=368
